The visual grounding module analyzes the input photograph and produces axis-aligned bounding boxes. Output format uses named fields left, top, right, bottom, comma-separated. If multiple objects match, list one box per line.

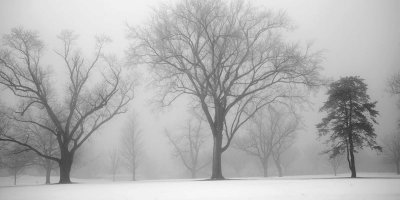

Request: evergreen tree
left=317, top=76, right=381, bottom=178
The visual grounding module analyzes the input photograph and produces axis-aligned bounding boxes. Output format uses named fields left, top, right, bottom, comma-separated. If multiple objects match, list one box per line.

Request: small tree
left=21, top=118, right=59, bottom=184
left=270, top=111, right=298, bottom=177
left=388, top=72, right=400, bottom=107
left=109, top=148, right=120, bottom=182
left=166, top=118, right=210, bottom=178
left=235, top=107, right=298, bottom=177
left=327, top=154, right=344, bottom=176
left=120, top=113, right=143, bottom=181
left=388, top=72, right=400, bottom=95
left=129, top=0, right=323, bottom=179
left=382, top=130, right=400, bottom=174
left=0, top=28, right=134, bottom=183
left=317, top=76, right=381, bottom=178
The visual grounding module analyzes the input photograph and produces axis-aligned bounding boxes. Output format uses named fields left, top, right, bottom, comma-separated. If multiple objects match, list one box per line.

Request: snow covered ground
left=0, top=173, right=399, bottom=200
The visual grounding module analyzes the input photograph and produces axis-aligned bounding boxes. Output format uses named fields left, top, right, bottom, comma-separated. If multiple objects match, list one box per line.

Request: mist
left=0, top=0, right=399, bottom=196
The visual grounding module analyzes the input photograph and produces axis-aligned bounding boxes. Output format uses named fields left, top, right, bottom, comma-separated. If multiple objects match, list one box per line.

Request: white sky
left=0, top=0, right=399, bottom=177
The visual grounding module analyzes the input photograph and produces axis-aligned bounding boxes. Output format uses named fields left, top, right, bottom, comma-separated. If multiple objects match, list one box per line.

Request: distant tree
left=129, top=0, right=323, bottom=179
left=11, top=115, right=60, bottom=184
left=327, top=154, right=344, bottom=176
left=0, top=110, right=9, bottom=149
left=388, top=71, right=400, bottom=107
left=28, top=124, right=59, bottom=184
left=317, top=76, right=381, bottom=178
left=382, top=130, right=400, bottom=174
left=277, top=147, right=299, bottom=175
left=235, top=107, right=298, bottom=177
left=271, top=111, right=298, bottom=177
left=388, top=72, right=400, bottom=95
left=0, top=144, right=34, bottom=185
left=166, top=118, right=210, bottom=178
left=109, top=148, right=120, bottom=182
left=0, top=28, right=134, bottom=183
left=120, top=113, right=143, bottom=181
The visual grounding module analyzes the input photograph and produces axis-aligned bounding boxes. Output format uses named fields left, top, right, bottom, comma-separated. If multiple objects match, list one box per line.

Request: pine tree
left=317, top=76, right=381, bottom=178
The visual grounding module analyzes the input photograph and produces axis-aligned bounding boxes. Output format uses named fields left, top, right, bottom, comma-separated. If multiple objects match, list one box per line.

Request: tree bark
left=45, top=162, right=51, bottom=184
left=59, top=150, right=74, bottom=184
left=348, top=134, right=357, bottom=178
left=211, top=134, right=224, bottom=180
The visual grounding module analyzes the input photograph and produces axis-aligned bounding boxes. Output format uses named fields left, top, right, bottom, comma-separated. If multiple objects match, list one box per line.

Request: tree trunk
left=132, top=167, right=136, bottom=181
left=45, top=163, right=51, bottom=184
left=59, top=150, right=73, bottom=184
left=348, top=134, right=356, bottom=178
left=274, top=159, right=283, bottom=177
left=14, top=171, right=17, bottom=186
left=396, top=160, right=399, bottom=175
left=333, top=167, right=337, bottom=176
left=211, top=134, right=224, bottom=180
left=262, top=159, right=268, bottom=177
left=348, top=98, right=357, bottom=178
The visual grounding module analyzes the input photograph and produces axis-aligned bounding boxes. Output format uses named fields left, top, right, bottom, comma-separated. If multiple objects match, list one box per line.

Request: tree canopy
left=317, top=76, right=381, bottom=178
left=129, top=0, right=323, bottom=179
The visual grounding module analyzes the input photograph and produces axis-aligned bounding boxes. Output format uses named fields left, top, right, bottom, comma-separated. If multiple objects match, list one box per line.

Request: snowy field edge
left=1, top=173, right=399, bottom=200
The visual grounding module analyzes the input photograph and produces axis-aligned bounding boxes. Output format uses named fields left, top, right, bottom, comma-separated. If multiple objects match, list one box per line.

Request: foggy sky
left=0, top=0, right=399, bottom=178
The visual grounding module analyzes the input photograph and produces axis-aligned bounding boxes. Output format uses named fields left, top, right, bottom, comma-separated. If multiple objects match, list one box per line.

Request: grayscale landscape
left=0, top=0, right=399, bottom=199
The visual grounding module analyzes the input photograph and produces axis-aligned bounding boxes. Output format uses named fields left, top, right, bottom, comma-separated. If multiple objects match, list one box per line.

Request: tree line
left=0, top=0, right=399, bottom=184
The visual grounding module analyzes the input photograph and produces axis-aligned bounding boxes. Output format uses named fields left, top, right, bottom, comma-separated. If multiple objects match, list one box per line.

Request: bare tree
left=166, top=118, right=210, bottom=178
left=128, top=0, right=322, bottom=179
left=327, top=154, right=344, bottom=176
left=235, top=107, right=299, bottom=177
left=0, top=28, right=134, bottom=183
left=382, top=131, right=400, bottom=174
left=388, top=72, right=400, bottom=95
left=120, top=113, right=142, bottom=181
left=109, top=148, right=120, bottom=181
left=25, top=121, right=59, bottom=184
left=388, top=72, right=400, bottom=107
left=271, top=110, right=298, bottom=177
left=0, top=109, right=9, bottom=150
left=0, top=109, right=58, bottom=184
left=0, top=144, right=34, bottom=185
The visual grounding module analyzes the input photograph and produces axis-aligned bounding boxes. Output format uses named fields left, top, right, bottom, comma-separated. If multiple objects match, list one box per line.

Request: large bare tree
left=128, top=0, right=323, bottom=179
left=166, top=118, right=210, bottom=178
left=0, top=28, right=134, bottom=183
left=120, top=112, right=143, bottom=181
left=235, top=107, right=299, bottom=177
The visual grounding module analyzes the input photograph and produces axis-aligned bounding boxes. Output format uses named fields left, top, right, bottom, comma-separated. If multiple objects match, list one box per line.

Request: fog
left=0, top=0, right=399, bottom=181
